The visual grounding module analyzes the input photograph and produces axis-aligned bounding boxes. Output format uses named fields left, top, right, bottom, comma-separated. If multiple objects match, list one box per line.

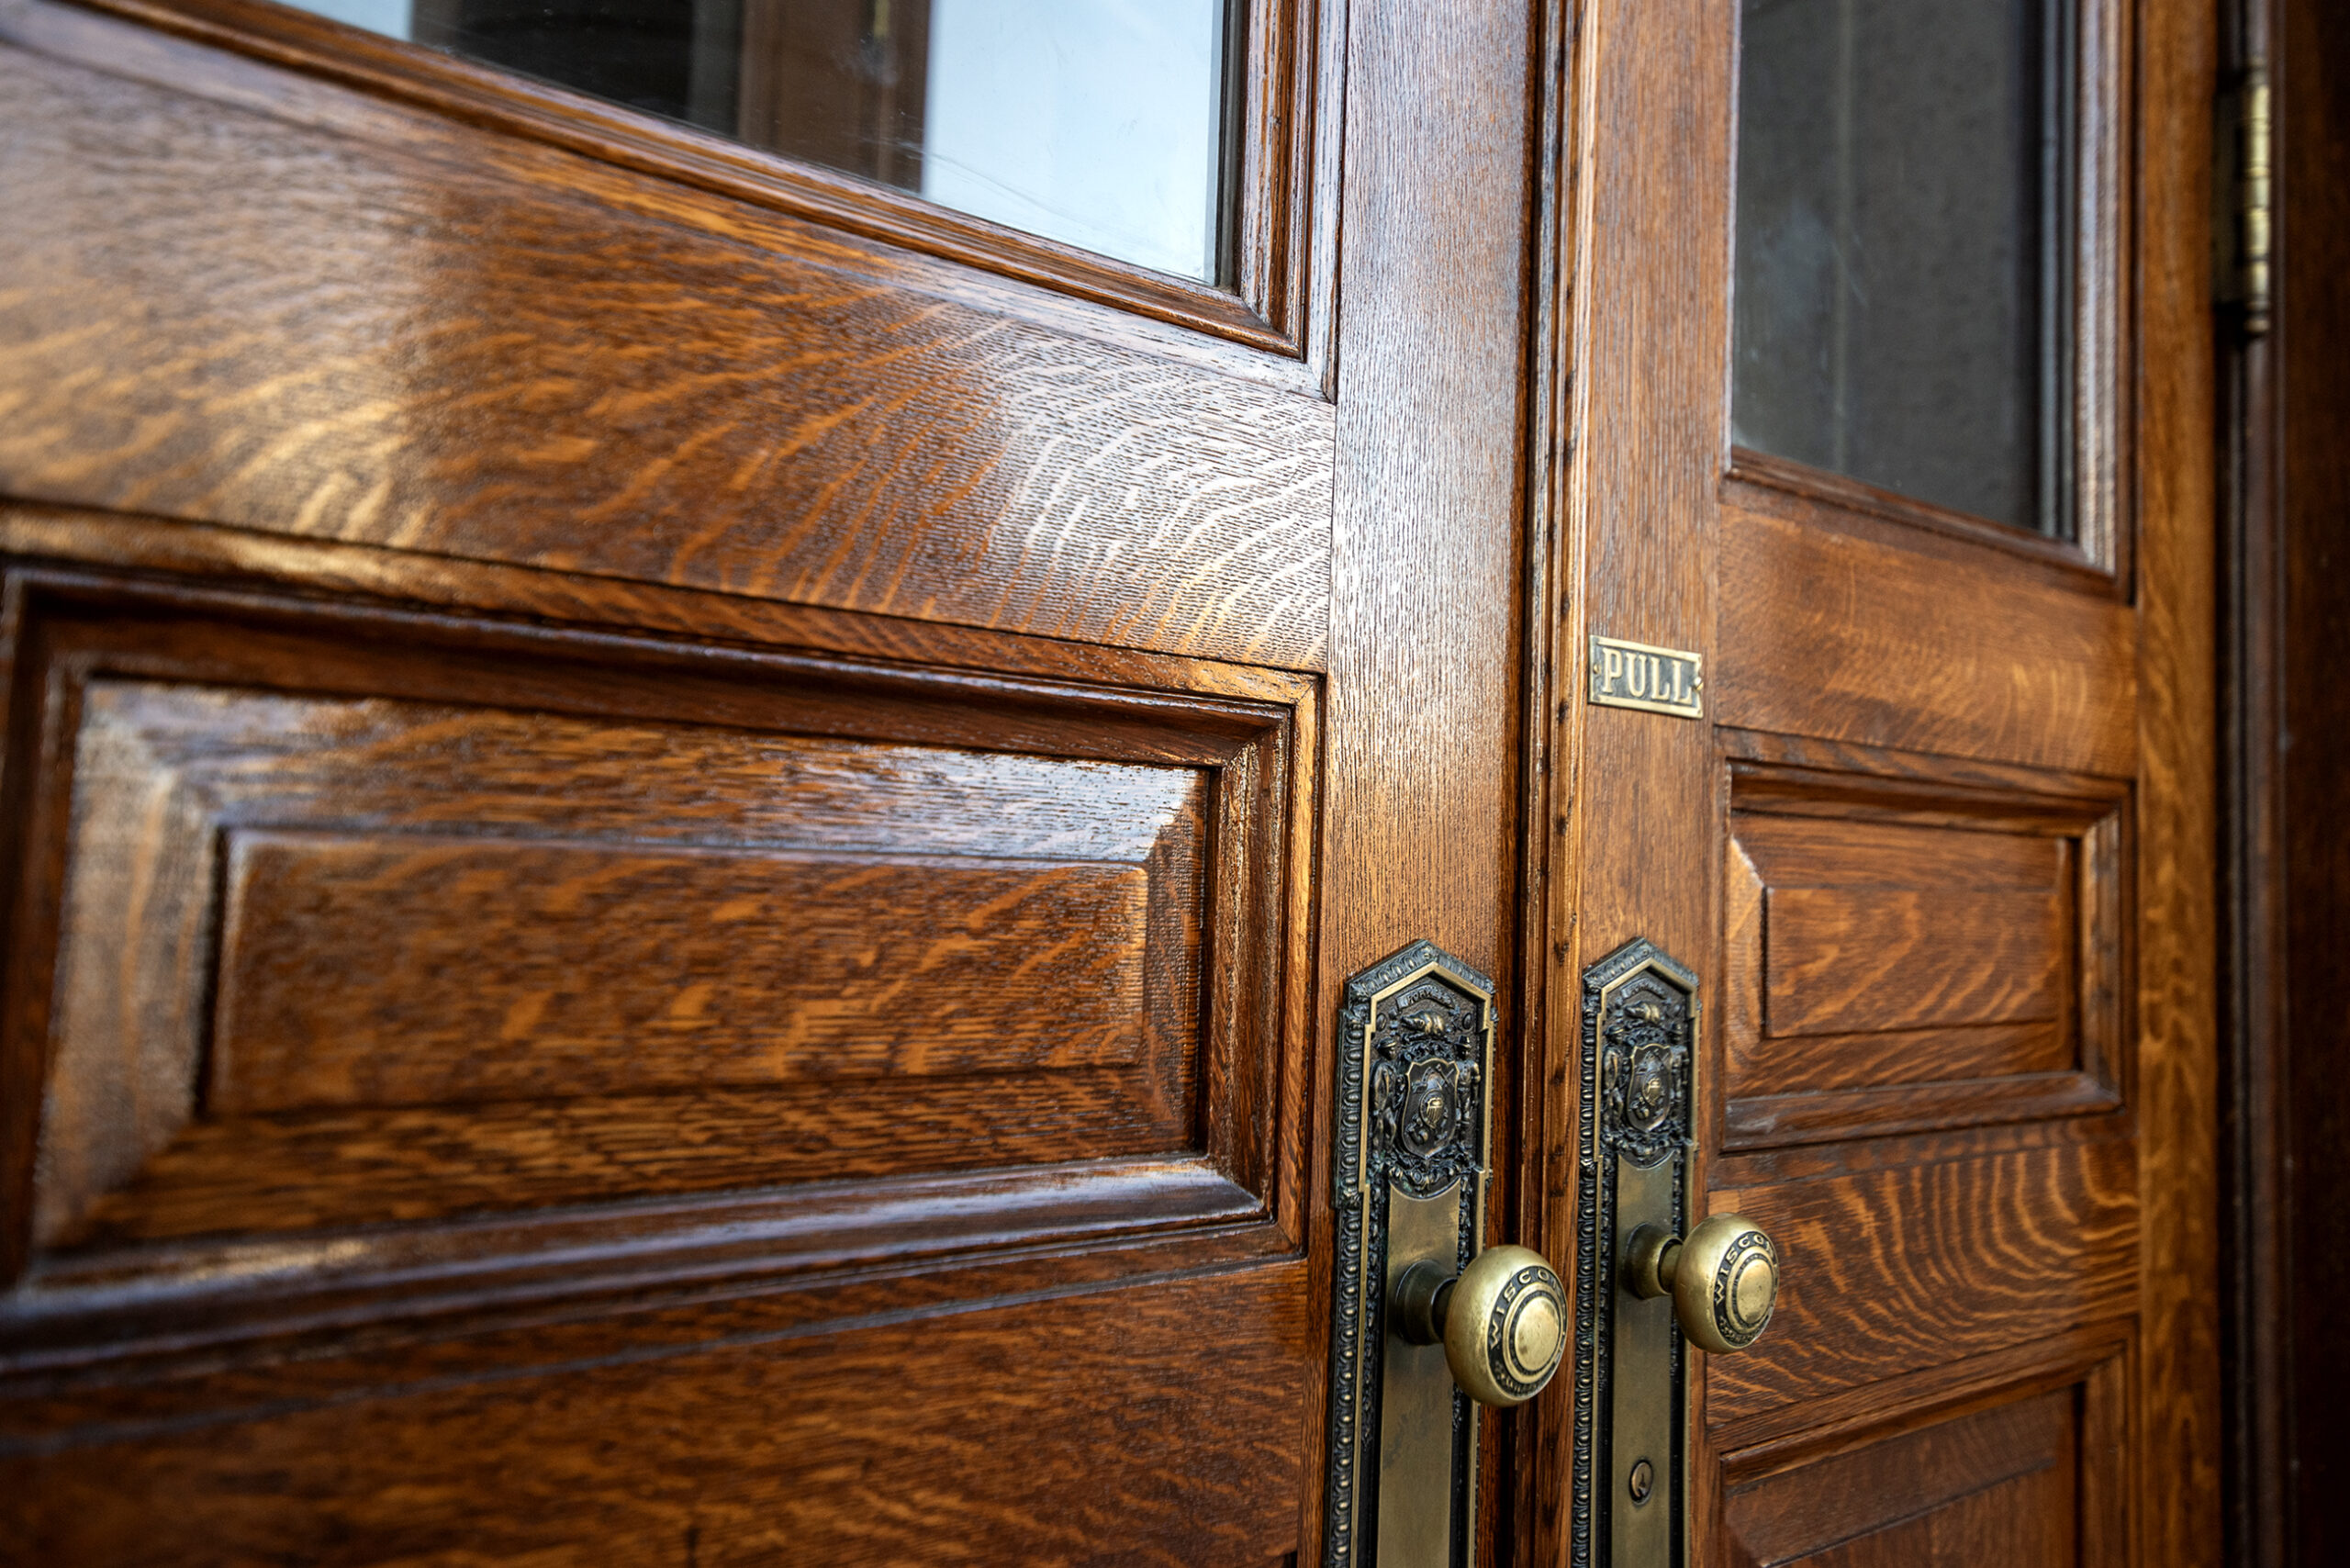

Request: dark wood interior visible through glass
left=277, top=0, right=1243, bottom=286
left=1732, top=0, right=2075, bottom=537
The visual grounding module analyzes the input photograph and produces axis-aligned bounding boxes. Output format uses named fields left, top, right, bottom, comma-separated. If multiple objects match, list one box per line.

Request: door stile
left=1311, top=0, right=1540, bottom=1562
left=2134, top=0, right=2225, bottom=1562
left=1515, top=0, right=1582, bottom=1560
left=1539, top=0, right=1736, bottom=1562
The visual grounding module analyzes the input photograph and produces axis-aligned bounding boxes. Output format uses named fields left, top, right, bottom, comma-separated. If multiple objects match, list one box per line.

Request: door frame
left=2217, top=0, right=2350, bottom=1561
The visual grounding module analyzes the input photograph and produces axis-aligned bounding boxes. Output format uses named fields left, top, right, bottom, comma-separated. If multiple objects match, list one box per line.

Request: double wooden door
left=0, top=0, right=2217, bottom=1562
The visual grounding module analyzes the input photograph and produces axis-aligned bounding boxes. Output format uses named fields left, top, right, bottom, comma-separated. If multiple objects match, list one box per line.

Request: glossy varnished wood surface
left=8, top=1263, right=1311, bottom=1566
left=0, top=4, right=1335, bottom=669
left=1721, top=759, right=2126, bottom=1149
left=2133, top=0, right=2224, bottom=1561
left=1709, top=1137, right=2137, bottom=1421
left=1727, top=1389, right=2081, bottom=1567
left=1540, top=0, right=1736, bottom=1549
left=1550, top=0, right=2219, bottom=1560
left=1315, top=0, right=1536, bottom=1546
left=1537, top=0, right=1733, bottom=1551
left=1717, top=501, right=2135, bottom=778
left=0, top=0, right=1549, bottom=1553
left=0, top=568, right=1318, bottom=1557
left=0, top=571, right=1305, bottom=1376
left=210, top=835, right=1162, bottom=1105
left=1741, top=819, right=2071, bottom=1039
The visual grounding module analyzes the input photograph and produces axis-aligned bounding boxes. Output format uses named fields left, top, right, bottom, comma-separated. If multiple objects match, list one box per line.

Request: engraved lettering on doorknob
left=1392, top=1245, right=1568, bottom=1407
left=1625, top=1214, right=1781, bottom=1354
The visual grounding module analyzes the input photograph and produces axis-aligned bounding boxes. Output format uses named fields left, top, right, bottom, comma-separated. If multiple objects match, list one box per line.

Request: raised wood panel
left=211, top=834, right=1159, bottom=1112
left=1717, top=506, right=2135, bottom=778
left=0, top=574, right=1305, bottom=1346
left=1, top=1260, right=1310, bottom=1567
left=0, top=32, right=1336, bottom=669
left=1765, top=885, right=2065, bottom=1036
left=1706, top=1140, right=2137, bottom=1422
left=1741, top=817, right=2068, bottom=1047
left=1726, top=1388, right=2078, bottom=1568
left=41, top=678, right=1205, bottom=1246
left=1724, top=771, right=2124, bottom=1148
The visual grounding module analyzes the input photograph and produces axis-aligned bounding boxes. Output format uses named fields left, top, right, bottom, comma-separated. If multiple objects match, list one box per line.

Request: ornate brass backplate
left=1573, top=938, right=1698, bottom=1568
left=1325, top=939, right=1495, bottom=1568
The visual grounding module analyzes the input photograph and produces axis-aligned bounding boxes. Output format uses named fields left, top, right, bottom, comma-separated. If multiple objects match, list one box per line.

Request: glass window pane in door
left=1732, top=0, right=2071, bottom=535
left=264, top=0, right=1238, bottom=286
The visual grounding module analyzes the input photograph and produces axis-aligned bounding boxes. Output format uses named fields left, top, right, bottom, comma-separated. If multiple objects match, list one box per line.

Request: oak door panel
left=50, top=678, right=1210, bottom=1244
left=1725, top=1386, right=2087, bottom=1568
left=1551, top=0, right=2211, bottom=1551
left=209, top=834, right=1163, bottom=1107
left=0, top=575, right=1306, bottom=1369
left=0, top=8, right=1335, bottom=669
left=6, top=1264, right=1310, bottom=1567
left=1699, top=519, right=2152, bottom=1556
left=1717, top=502, right=2135, bottom=778
left=1707, top=1138, right=2136, bottom=1422
left=0, top=0, right=1544, bottom=1551
left=1743, top=820, right=2071, bottom=1039
left=1723, top=770, right=2127, bottom=1148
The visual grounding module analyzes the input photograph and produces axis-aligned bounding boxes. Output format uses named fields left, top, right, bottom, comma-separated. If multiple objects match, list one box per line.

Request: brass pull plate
left=1587, top=635, right=1705, bottom=720
left=1324, top=939, right=1496, bottom=1568
left=1573, top=938, right=1700, bottom=1568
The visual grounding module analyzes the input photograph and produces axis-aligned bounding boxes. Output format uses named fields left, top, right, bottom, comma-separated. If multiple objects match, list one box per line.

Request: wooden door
left=1530, top=0, right=2221, bottom=1564
left=0, top=0, right=1542, bottom=1561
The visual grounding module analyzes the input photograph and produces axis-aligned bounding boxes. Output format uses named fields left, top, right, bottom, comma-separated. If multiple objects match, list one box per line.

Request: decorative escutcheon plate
left=1324, top=939, right=1495, bottom=1568
left=1573, top=937, right=1699, bottom=1568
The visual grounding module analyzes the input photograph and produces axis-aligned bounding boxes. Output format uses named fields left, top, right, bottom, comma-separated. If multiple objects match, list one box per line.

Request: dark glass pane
left=283, top=0, right=1238, bottom=284
left=1733, top=0, right=2070, bottom=534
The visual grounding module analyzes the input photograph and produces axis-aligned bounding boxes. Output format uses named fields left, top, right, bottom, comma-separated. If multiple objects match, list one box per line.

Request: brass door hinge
left=2219, top=64, right=2274, bottom=337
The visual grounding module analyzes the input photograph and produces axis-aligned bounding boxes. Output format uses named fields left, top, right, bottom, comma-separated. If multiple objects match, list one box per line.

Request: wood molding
left=0, top=565, right=1318, bottom=1371
left=1725, top=448, right=2114, bottom=586
left=22, top=0, right=1331, bottom=363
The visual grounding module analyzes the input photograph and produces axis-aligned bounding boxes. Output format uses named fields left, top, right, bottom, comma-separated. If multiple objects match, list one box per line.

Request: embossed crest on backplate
left=1326, top=938, right=1495, bottom=1568
left=1598, top=969, right=1692, bottom=1169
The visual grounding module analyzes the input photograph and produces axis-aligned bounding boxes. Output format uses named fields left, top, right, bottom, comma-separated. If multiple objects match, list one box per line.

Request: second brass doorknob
left=1626, top=1214, right=1779, bottom=1353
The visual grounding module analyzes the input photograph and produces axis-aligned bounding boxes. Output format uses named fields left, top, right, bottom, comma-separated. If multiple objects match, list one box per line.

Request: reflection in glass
left=280, top=0, right=1238, bottom=285
left=1732, top=0, right=2072, bottom=535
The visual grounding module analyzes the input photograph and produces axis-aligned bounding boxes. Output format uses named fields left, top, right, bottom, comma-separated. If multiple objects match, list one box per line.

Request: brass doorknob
left=1393, top=1244, right=1567, bottom=1407
left=1625, top=1214, right=1779, bottom=1353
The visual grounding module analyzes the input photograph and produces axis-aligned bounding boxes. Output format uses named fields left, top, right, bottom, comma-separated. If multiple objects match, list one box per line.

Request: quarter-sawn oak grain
left=1550, top=0, right=2215, bottom=1559
left=0, top=33, right=1334, bottom=670
left=0, top=0, right=1546, bottom=1557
